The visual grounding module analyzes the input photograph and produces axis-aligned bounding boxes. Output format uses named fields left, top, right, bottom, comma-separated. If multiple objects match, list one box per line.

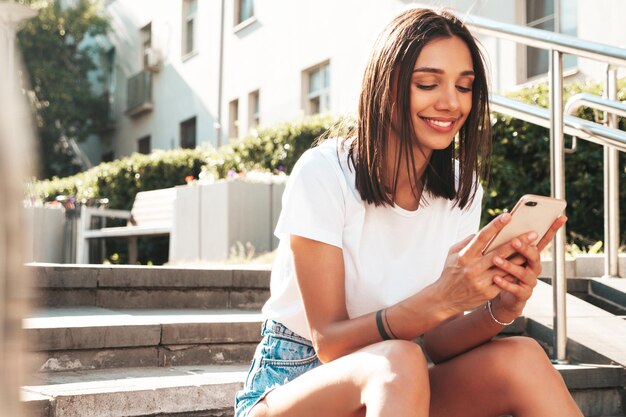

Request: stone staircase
left=22, top=264, right=626, bottom=417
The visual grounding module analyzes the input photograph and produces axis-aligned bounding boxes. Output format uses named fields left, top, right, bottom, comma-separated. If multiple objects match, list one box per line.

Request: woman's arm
left=292, top=212, right=524, bottom=363
left=292, top=234, right=456, bottom=363
left=422, top=215, right=567, bottom=363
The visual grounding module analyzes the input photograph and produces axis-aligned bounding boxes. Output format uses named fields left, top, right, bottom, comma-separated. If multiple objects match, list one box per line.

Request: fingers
left=492, top=238, right=542, bottom=301
left=511, top=237, right=542, bottom=277
left=492, top=251, right=538, bottom=287
left=493, top=275, right=531, bottom=298
left=459, top=213, right=511, bottom=260
left=536, top=215, right=568, bottom=252
left=470, top=230, right=538, bottom=275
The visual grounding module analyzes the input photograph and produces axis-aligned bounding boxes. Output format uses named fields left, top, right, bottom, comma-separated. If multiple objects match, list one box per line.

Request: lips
left=419, top=116, right=458, bottom=132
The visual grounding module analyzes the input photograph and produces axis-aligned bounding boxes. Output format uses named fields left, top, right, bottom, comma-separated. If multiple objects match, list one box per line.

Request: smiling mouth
left=420, top=117, right=456, bottom=127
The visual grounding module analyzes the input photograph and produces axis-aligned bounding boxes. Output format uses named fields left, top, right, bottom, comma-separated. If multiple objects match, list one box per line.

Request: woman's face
left=408, top=35, right=474, bottom=151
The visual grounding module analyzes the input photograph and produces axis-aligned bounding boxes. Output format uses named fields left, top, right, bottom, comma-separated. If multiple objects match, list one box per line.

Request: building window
left=234, top=0, right=254, bottom=26
left=138, top=135, right=151, bottom=154
left=248, top=90, right=260, bottom=130
left=182, top=0, right=197, bottom=57
left=526, top=0, right=577, bottom=79
left=229, top=99, right=239, bottom=139
left=303, top=61, right=330, bottom=115
left=180, top=117, right=197, bottom=149
left=101, top=47, right=116, bottom=95
left=140, top=23, right=152, bottom=69
left=100, top=47, right=116, bottom=123
left=101, top=151, right=115, bottom=162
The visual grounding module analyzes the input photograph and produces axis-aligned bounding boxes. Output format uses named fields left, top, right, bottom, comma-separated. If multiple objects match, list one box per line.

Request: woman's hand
left=489, top=215, right=568, bottom=321
left=433, top=213, right=526, bottom=314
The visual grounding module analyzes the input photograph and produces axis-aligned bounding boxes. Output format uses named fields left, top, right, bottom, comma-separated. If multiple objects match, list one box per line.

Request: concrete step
left=525, top=281, right=626, bottom=368
left=587, top=278, right=626, bottom=315
left=540, top=277, right=626, bottom=316
left=21, top=363, right=623, bottom=417
left=22, top=365, right=247, bottom=417
left=29, top=264, right=271, bottom=310
left=557, top=364, right=626, bottom=417
left=26, top=308, right=263, bottom=372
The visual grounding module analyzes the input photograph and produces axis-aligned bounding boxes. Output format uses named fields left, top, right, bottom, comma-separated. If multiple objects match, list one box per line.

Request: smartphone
left=482, top=194, right=567, bottom=255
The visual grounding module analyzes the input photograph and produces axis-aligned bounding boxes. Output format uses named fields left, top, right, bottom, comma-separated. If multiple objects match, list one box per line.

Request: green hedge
left=35, top=81, right=626, bottom=264
left=34, top=114, right=337, bottom=209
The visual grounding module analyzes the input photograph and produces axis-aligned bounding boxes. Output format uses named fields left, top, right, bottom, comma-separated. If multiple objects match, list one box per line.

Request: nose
left=434, top=83, right=460, bottom=112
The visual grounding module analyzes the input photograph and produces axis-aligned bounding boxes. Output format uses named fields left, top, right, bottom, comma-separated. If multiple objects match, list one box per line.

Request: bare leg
left=429, top=336, right=583, bottom=417
left=249, top=340, right=430, bottom=417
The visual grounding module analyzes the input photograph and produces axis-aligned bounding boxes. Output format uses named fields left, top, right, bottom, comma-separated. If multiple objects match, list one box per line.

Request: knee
left=364, top=340, right=429, bottom=393
left=489, top=336, right=557, bottom=386
left=495, top=336, right=550, bottom=366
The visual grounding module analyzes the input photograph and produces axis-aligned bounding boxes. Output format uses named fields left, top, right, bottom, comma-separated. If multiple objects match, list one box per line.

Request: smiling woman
left=409, top=36, right=474, bottom=154
left=234, top=7, right=580, bottom=417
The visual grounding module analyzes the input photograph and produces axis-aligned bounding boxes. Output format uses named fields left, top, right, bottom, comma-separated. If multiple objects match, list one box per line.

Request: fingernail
left=494, top=256, right=504, bottom=265
left=528, top=231, right=538, bottom=241
left=512, top=238, right=521, bottom=248
left=501, top=213, right=511, bottom=222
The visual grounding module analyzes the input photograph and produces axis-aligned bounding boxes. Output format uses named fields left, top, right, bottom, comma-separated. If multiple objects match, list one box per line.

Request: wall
left=104, top=0, right=222, bottom=157
left=576, top=0, right=626, bottom=82
left=218, top=0, right=523, bottom=144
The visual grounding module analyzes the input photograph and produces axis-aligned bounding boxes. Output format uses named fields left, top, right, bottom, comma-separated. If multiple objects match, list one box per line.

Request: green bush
left=201, top=114, right=338, bottom=178
left=485, top=79, right=626, bottom=249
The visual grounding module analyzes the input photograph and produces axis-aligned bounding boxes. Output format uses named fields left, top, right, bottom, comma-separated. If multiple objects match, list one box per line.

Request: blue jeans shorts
left=234, top=319, right=322, bottom=417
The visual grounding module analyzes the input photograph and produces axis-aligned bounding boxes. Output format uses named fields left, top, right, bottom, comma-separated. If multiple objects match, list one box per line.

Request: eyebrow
left=412, top=67, right=475, bottom=76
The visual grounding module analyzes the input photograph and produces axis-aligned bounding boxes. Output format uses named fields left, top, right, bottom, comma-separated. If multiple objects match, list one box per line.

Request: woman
left=235, top=8, right=581, bottom=417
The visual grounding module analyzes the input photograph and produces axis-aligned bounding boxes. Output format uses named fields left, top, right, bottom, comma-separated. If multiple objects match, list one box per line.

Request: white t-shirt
left=262, top=138, right=483, bottom=340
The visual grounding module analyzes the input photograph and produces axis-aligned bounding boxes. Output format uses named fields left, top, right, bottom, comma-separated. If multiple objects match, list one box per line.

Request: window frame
left=140, top=23, right=152, bottom=69
left=138, top=135, right=151, bottom=154
left=302, top=61, right=330, bottom=116
left=182, top=0, right=198, bottom=59
left=180, top=116, right=197, bottom=149
left=233, top=0, right=256, bottom=31
left=523, top=0, right=578, bottom=81
left=229, top=99, right=239, bottom=139
left=248, top=89, right=260, bottom=131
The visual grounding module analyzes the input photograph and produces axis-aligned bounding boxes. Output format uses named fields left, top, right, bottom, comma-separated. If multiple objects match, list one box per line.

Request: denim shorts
left=234, top=319, right=322, bottom=417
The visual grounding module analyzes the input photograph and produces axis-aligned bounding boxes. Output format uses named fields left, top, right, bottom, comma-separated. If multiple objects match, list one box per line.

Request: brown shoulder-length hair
left=348, top=7, right=491, bottom=210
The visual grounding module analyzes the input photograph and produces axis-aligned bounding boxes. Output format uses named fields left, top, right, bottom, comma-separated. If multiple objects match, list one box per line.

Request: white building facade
left=93, top=0, right=626, bottom=163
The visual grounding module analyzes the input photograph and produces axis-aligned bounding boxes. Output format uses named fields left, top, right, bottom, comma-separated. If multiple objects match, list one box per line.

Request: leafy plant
left=17, top=0, right=110, bottom=178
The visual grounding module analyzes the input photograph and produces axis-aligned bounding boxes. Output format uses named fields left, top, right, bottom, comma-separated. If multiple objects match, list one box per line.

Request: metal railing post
left=549, top=49, right=568, bottom=363
left=604, top=66, right=620, bottom=278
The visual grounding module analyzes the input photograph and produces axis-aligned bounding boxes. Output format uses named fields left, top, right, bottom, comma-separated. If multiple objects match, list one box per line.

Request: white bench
left=76, top=188, right=176, bottom=264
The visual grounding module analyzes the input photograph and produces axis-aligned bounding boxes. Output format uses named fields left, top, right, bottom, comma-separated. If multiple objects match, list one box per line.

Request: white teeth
left=424, top=118, right=453, bottom=127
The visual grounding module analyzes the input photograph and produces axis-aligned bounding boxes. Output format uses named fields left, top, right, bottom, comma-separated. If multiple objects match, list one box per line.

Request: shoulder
left=292, top=138, right=349, bottom=180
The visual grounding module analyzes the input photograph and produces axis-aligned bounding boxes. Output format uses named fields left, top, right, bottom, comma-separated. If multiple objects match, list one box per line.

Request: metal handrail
left=463, top=14, right=626, bottom=67
left=564, top=93, right=625, bottom=278
left=491, top=94, right=626, bottom=151
left=565, top=93, right=626, bottom=118
left=564, top=93, right=626, bottom=152
left=462, top=14, right=625, bottom=363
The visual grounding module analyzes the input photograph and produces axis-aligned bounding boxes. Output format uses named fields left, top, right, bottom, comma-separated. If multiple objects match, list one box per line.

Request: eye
left=416, top=83, right=437, bottom=90
left=456, top=85, right=472, bottom=93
